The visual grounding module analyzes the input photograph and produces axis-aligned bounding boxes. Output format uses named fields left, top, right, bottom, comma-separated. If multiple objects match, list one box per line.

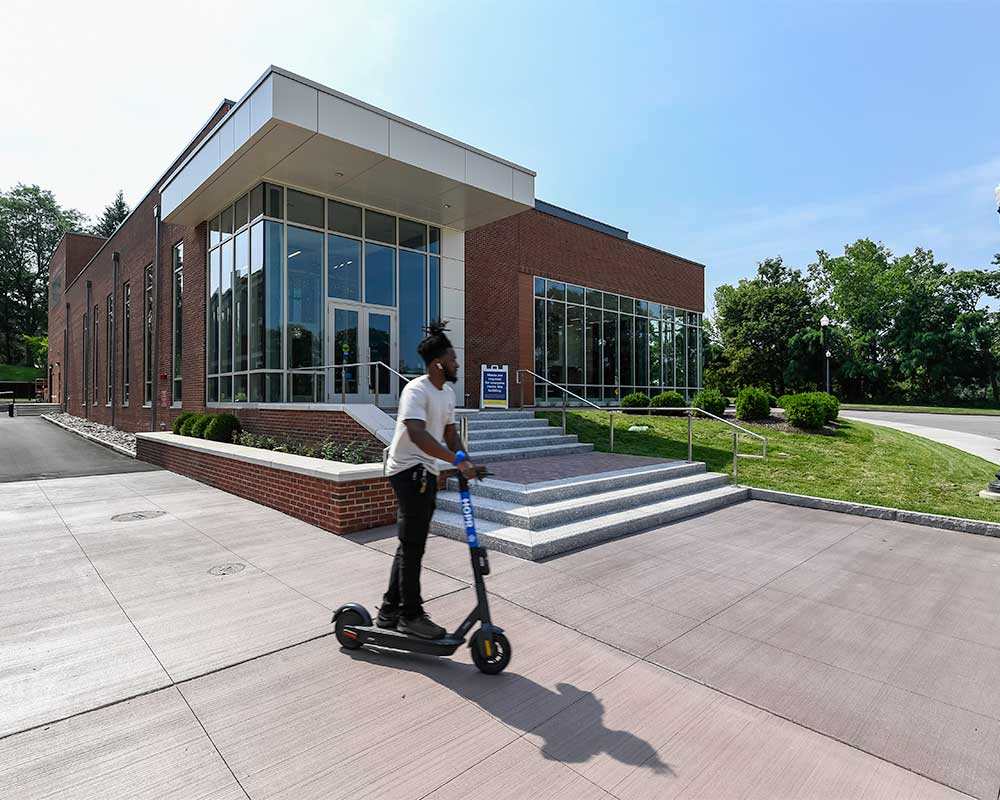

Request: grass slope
left=541, top=410, right=1000, bottom=524
left=0, top=365, right=45, bottom=381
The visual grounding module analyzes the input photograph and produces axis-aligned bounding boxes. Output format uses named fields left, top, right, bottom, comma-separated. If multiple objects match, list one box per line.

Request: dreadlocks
left=417, top=320, right=453, bottom=365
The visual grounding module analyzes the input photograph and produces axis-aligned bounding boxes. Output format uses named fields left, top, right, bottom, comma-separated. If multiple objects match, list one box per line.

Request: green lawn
left=0, top=364, right=45, bottom=381
left=840, top=403, right=1000, bottom=416
left=540, top=410, right=1000, bottom=523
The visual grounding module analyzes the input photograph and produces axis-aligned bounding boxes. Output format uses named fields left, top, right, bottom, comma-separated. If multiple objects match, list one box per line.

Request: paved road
left=841, top=409, right=1000, bottom=464
left=0, top=416, right=158, bottom=482
left=844, top=409, right=1000, bottom=438
left=1, top=468, right=993, bottom=798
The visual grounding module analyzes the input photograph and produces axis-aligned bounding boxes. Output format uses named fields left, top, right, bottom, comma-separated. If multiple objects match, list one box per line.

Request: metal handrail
left=287, top=361, right=411, bottom=405
left=514, top=368, right=766, bottom=485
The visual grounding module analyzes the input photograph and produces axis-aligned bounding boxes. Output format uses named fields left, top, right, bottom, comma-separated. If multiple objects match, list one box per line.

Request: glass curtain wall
left=206, top=182, right=442, bottom=403
left=533, top=277, right=703, bottom=404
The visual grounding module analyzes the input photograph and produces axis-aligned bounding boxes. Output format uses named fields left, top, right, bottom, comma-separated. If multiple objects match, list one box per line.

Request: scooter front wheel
left=471, top=631, right=511, bottom=674
left=335, top=608, right=366, bottom=650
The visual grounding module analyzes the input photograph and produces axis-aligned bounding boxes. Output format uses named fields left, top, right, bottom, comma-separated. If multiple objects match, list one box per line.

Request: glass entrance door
left=327, top=303, right=397, bottom=405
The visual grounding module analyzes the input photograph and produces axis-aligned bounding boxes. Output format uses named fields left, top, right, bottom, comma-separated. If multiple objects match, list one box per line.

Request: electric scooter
left=333, top=469, right=511, bottom=674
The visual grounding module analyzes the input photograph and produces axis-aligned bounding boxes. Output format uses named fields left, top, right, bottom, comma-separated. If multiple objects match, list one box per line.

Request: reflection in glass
left=586, top=307, right=601, bottom=388
left=209, top=248, right=220, bottom=374
left=566, top=284, right=584, bottom=305
left=534, top=298, right=546, bottom=399
left=286, top=226, right=324, bottom=397
left=399, top=251, right=426, bottom=375
left=365, top=243, right=395, bottom=306
left=687, top=326, right=699, bottom=393
left=635, top=316, right=648, bottom=388
left=249, top=222, right=264, bottom=370
left=603, top=311, right=617, bottom=388
left=333, top=309, right=359, bottom=396
left=534, top=277, right=545, bottom=297
left=264, top=221, right=283, bottom=370
left=234, top=231, right=249, bottom=372
left=234, top=194, right=249, bottom=230
left=649, top=319, right=662, bottom=389
left=619, top=315, right=632, bottom=388
left=546, top=302, right=565, bottom=384
left=429, top=226, right=440, bottom=255
left=265, top=184, right=284, bottom=218
left=329, top=200, right=362, bottom=237
left=675, top=324, right=687, bottom=389
left=428, top=257, right=440, bottom=323
left=546, top=281, right=566, bottom=301
left=567, top=304, right=584, bottom=384
left=399, top=219, right=426, bottom=250
left=365, top=209, right=396, bottom=244
left=369, top=313, right=392, bottom=395
left=221, top=206, right=234, bottom=237
left=220, top=239, right=233, bottom=373
left=287, top=189, right=324, bottom=228
left=328, top=235, right=361, bottom=301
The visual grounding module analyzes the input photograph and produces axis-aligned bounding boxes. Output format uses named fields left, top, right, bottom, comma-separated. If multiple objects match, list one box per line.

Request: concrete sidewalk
left=2, top=470, right=996, bottom=798
left=842, top=410, right=1000, bottom=465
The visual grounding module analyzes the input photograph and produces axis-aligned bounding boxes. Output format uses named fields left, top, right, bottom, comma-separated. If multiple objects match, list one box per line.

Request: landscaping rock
left=42, top=413, right=136, bottom=457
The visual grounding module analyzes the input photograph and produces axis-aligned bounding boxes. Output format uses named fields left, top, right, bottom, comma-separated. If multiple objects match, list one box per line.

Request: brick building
left=49, top=66, right=704, bottom=438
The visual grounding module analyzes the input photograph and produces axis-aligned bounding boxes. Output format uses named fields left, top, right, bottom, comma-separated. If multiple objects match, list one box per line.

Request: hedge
left=190, top=414, right=215, bottom=438
left=783, top=393, right=827, bottom=429
left=691, top=389, right=727, bottom=418
left=650, top=390, right=685, bottom=408
left=204, top=413, right=242, bottom=443
left=172, top=412, right=195, bottom=435
left=621, top=392, right=650, bottom=410
left=735, top=386, right=771, bottom=420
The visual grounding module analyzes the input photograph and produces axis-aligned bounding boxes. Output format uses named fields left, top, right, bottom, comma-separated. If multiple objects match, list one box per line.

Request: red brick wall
left=464, top=208, right=706, bottom=405
left=137, top=436, right=396, bottom=534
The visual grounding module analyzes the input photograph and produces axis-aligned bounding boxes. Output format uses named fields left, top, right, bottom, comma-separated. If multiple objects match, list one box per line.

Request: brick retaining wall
left=137, top=434, right=396, bottom=534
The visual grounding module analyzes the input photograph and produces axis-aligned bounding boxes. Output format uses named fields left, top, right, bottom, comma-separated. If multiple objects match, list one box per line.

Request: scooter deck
left=346, top=624, right=464, bottom=656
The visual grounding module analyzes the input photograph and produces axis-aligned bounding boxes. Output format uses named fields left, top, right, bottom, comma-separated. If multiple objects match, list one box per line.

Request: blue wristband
left=453, top=450, right=467, bottom=466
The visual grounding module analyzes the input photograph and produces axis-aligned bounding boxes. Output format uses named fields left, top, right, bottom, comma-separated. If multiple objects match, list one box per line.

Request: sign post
left=480, top=364, right=509, bottom=410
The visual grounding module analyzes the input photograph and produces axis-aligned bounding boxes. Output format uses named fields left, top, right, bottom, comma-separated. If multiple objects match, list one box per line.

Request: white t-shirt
left=386, top=375, right=457, bottom=476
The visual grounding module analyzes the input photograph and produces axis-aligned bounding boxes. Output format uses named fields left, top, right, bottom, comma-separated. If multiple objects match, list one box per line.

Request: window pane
left=210, top=216, right=221, bottom=247
left=144, top=266, right=154, bottom=403
left=603, top=311, right=617, bottom=387
left=428, top=256, right=440, bottom=323
left=289, top=373, right=314, bottom=403
left=534, top=298, right=545, bottom=384
left=333, top=309, right=359, bottom=396
left=398, top=219, right=426, bottom=251
left=429, top=226, right=440, bottom=255
left=287, top=189, right=324, bottom=228
left=220, top=239, right=233, bottom=373
left=364, top=243, right=395, bottom=306
left=234, top=230, right=249, bottom=372
left=265, top=184, right=284, bottom=218
left=209, top=249, right=219, bottom=374
left=249, top=222, right=264, bottom=370
left=566, top=284, right=584, bottom=305
left=286, top=226, right=324, bottom=373
left=546, top=302, right=565, bottom=384
left=567, top=304, right=584, bottom=384
left=604, top=293, right=619, bottom=311
left=636, top=300, right=649, bottom=317
left=365, top=209, right=396, bottom=244
left=220, top=375, right=233, bottom=402
left=534, top=277, right=546, bottom=297
left=636, top=316, right=648, bottom=386
left=250, top=372, right=265, bottom=403
left=649, top=303, right=661, bottom=319
left=687, top=326, right=699, bottom=390
left=586, top=288, right=602, bottom=307
left=123, top=283, right=131, bottom=403
left=234, top=194, right=249, bottom=230
left=328, top=234, right=361, bottom=302
left=264, top=221, right=283, bottom=370
left=546, top=280, right=566, bottom=301
left=173, top=245, right=183, bottom=399
left=221, top=206, right=234, bottom=238
left=649, top=319, right=662, bottom=388
left=398, top=251, right=427, bottom=375
left=675, top=324, right=687, bottom=388
left=586, top=307, right=601, bottom=388
left=663, top=322, right=676, bottom=388
left=208, top=376, right=218, bottom=403
left=266, top=372, right=283, bottom=402
left=250, top=184, right=264, bottom=220
left=369, top=313, right=392, bottom=394
left=234, top=374, right=247, bottom=403
left=329, top=200, right=362, bottom=237
left=620, top=297, right=634, bottom=314
left=619, top=315, right=632, bottom=386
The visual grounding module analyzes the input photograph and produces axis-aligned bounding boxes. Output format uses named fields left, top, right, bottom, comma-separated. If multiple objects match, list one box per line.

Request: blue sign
left=480, top=364, right=509, bottom=409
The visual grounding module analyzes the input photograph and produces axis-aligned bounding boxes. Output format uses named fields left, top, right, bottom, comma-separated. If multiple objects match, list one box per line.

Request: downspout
left=151, top=206, right=161, bottom=432
left=111, top=252, right=119, bottom=428
left=63, top=302, right=69, bottom=410
left=85, top=280, right=92, bottom=419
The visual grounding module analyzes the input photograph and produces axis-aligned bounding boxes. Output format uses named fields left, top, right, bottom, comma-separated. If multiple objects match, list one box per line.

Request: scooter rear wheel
left=335, top=609, right=366, bottom=650
left=471, top=631, right=511, bottom=674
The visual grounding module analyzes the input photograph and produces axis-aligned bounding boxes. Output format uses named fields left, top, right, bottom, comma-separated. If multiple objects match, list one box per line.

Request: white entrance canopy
left=160, top=66, right=535, bottom=230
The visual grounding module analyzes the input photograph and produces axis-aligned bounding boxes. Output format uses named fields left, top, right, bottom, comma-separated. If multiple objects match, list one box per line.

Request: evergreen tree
left=91, top=189, right=130, bottom=238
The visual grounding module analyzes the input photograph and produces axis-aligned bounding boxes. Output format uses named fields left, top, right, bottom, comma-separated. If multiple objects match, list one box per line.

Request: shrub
left=172, top=412, right=195, bottom=435
left=204, top=413, right=242, bottom=443
left=735, top=386, right=771, bottom=420
left=190, top=414, right=215, bottom=438
left=776, top=394, right=793, bottom=409
left=811, top=391, right=839, bottom=422
left=784, top=393, right=827, bottom=429
left=768, top=393, right=778, bottom=409
left=179, top=413, right=201, bottom=436
left=620, top=392, right=650, bottom=410
left=650, top=390, right=685, bottom=408
left=691, top=389, right=727, bottom=418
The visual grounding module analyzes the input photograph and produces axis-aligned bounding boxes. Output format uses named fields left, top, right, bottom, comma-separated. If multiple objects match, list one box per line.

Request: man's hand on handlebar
left=457, top=461, right=489, bottom=481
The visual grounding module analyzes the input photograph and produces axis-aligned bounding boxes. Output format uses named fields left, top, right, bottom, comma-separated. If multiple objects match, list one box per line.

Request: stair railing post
left=519, top=373, right=525, bottom=409
left=460, top=415, right=469, bottom=450
left=732, top=431, right=739, bottom=486
left=341, top=364, right=347, bottom=406
left=687, top=410, right=693, bottom=461
left=373, top=363, right=379, bottom=408
left=561, top=390, right=567, bottom=435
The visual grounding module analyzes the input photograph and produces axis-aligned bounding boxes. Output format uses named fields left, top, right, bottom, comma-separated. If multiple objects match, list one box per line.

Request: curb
left=749, top=487, right=1000, bottom=539
left=40, top=415, right=137, bottom=460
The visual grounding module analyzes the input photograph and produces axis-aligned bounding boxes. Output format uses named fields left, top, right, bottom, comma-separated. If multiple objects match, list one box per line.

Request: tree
left=0, top=184, right=86, bottom=365
left=21, top=334, right=48, bottom=368
left=712, top=257, right=816, bottom=395
left=91, top=190, right=130, bottom=238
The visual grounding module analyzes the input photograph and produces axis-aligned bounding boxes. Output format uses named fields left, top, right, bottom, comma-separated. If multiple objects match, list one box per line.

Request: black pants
left=381, top=465, right=438, bottom=619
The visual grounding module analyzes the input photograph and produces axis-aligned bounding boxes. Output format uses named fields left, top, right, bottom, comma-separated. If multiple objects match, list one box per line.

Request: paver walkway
left=2, top=469, right=998, bottom=798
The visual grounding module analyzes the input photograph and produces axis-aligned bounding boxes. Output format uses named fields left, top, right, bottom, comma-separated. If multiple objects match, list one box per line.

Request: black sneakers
left=398, top=613, right=447, bottom=640
left=376, top=607, right=400, bottom=629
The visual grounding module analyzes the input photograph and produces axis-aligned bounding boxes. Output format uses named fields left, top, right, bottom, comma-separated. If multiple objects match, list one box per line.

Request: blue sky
left=3, top=0, right=999, bottom=310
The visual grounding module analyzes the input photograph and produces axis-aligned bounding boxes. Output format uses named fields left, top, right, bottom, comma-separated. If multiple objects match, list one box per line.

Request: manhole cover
left=209, top=563, right=246, bottom=576
left=111, top=510, right=166, bottom=522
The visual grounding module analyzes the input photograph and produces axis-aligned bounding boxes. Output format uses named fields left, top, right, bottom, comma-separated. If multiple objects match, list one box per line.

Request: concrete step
left=448, top=461, right=706, bottom=505
left=465, top=422, right=555, bottom=440
left=464, top=417, right=550, bottom=432
left=437, top=471, right=731, bottom=530
left=12, top=403, right=62, bottom=417
left=458, top=410, right=537, bottom=421
left=464, top=433, right=580, bottom=452
left=431, top=485, right=750, bottom=560
left=469, top=442, right=594, bottom=463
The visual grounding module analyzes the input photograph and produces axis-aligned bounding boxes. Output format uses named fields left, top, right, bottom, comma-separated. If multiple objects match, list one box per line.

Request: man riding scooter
left=378, top=321, right=481, bottom=639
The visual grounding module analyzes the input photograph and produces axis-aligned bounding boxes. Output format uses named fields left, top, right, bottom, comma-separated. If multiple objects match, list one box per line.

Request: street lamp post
left=820, top=315, right=831, bottom=393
